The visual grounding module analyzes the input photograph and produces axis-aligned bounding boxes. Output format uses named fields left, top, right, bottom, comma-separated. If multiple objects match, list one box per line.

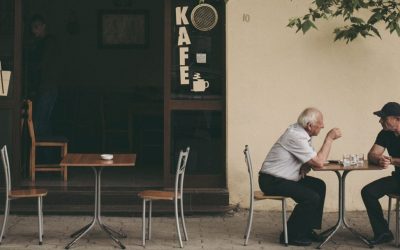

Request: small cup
left=100, top=154, right=113, bottom=160
left=343, top=154, right=351, bottom=167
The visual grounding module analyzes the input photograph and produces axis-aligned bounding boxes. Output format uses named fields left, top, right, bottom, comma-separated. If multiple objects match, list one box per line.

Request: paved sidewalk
left=0, top=210, right=398, bottom=249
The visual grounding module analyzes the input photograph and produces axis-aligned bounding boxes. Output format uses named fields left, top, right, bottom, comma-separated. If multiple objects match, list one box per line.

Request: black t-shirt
left=375, top=130, right=400, bottom=176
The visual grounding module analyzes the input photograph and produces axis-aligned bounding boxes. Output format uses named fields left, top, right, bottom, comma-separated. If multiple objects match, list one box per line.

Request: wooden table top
left=312, top=160, right=382, bottom=171
left=60, top=153, right=136, bottom=167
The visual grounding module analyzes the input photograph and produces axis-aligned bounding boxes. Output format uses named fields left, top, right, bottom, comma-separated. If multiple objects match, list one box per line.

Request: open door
left=0, top=0, right=23, bottom=183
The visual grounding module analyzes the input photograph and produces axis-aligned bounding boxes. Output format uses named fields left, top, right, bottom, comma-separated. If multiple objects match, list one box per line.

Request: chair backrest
left=26, top=100, right=36, bottom=145
left=244, top=145, right=254, bottom=202
left=174, top=147, right=190, bottom=200
left=1, top=145, right=12, bottom=193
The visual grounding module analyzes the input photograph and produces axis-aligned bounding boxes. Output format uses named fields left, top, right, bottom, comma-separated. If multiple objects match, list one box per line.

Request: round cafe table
left=60, top=153, right=136, bottom=249
left=312, top=161, right=382, bottom=249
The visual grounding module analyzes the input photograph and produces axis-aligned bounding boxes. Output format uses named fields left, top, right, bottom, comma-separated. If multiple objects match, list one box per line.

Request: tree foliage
left=288, top=0, right=400, bottom=43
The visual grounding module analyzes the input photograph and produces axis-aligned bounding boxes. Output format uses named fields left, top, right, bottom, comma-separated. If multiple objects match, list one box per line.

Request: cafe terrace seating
left=138, top=147, right=190, bottom=248
left=243, top=145, right=289, bottom=246
left=0, top=145, right=47, bottom=245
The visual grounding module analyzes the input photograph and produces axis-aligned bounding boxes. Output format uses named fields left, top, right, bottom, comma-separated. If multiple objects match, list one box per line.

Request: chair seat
left=138, top=190, right=181, bottom=200
left=254, top=190, right=286, bottom=200
left=36, top=136, right=68, bottom=143
left=9, top=188, right=48, bottom=198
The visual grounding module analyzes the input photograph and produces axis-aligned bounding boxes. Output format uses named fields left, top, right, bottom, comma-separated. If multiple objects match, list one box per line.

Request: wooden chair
left=0, top=145, right=47, bottom=245
left=25, top=100, right=68, bottom=181
left=387, top=194, right=400, bottom=246
left=243, top=145, right=289, bottom=246
left=138, top=147, right=190, bottom=248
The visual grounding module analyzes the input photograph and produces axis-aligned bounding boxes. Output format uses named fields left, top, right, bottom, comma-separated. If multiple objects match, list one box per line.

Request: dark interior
left=21, top=0, right=165, bottom=187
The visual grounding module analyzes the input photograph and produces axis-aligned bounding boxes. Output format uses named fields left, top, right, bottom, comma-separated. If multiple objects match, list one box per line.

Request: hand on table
left=378, top=155, right=392, bottom=168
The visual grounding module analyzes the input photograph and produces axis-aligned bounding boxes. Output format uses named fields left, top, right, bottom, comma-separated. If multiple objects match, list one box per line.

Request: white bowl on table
left=100, top=154, right=114, bottom=160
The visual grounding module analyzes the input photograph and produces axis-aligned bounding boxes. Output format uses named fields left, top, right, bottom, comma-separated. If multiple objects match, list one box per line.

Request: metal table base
left=65, top=167, right=127, bottom=249
left=318, top=170, right=373, bottom=249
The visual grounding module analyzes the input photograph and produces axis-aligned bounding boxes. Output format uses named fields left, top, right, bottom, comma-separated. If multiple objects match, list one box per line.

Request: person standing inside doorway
left=29, top=14, right=60, bottom=137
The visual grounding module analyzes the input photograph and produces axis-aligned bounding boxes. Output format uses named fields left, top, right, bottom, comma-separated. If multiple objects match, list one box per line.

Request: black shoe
left=279, top=232, right=312, bottom=246
left=370, top=231, right=394, bottom=245
left=308, top=230, right=324, bottom=242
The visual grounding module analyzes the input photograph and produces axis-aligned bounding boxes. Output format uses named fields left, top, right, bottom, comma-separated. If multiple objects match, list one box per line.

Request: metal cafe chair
left=0, top=145, right=47, bottom=245
left=138, top=147, right=190, bottom=248
left=387, top=194, right=400, bottom=246
left=243, top=145, right=289, bottom=246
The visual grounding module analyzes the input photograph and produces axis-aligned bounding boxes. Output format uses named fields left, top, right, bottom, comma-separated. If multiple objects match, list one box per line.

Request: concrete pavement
left=0, top=210, right=398, bottom=250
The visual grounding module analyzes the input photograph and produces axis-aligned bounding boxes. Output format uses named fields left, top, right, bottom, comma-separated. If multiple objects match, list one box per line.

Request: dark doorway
left=21, top=0, right=165, bottom=188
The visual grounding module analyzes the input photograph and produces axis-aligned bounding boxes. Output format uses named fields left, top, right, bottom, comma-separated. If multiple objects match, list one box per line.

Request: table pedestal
left=65, top=167, right=127, bottom=249
left=318, top=170, right=373, bottom=249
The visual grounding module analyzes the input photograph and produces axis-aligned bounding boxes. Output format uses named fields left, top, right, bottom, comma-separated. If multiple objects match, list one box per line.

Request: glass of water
left=343, top=154, right=351, bottom=167
left=357, top=153, right=364, bottom=167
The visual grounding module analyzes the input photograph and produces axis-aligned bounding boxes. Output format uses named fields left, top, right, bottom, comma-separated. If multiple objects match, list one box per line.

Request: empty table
left=60, top=153, right=136, bottom=249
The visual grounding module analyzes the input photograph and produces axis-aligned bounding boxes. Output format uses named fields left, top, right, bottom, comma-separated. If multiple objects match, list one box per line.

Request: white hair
left=297, top=108, right=321, bottom=128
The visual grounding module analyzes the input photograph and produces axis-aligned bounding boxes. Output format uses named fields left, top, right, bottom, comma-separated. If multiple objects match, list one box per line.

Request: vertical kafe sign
left=176, top=6, right=191, bottom=86
left=175, top=5, right=210, bottom=93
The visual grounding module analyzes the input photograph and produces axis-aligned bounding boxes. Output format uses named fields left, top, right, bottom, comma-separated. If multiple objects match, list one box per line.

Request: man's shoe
left=309, top=230, right=324, bottom=242
left=279, top=232, right=312, bottom=246
left=370, top=231, right=394, bottom=245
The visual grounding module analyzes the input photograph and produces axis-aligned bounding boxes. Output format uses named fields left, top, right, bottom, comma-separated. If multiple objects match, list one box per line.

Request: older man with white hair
left=259, top=107, right=342, bottom=246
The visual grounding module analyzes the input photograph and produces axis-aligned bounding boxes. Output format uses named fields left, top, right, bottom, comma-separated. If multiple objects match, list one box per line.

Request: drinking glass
left=351, top=154, right=357, bottom=165
left=343, top=154, right=351, bottom=167
left=357, top=153, right=364, bottom=167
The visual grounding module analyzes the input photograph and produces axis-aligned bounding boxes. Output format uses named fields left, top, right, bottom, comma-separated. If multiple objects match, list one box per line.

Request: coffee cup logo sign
left=192, top=72, right=209, bottom=92
left=176, top=6, right=210, bottom=92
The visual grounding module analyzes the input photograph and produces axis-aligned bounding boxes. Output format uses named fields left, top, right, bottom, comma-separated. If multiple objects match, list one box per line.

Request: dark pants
left=33, top=87, right=58, bottom=137
left=361, top=174, right=400, bottom=237
left=32, top=87, right=58, bottom=163
left=259, top=173, right=326, bottom=239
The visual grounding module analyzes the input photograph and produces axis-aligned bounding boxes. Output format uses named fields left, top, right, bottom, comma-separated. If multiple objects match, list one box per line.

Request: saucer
left=100, top=154, right=113, bottom=160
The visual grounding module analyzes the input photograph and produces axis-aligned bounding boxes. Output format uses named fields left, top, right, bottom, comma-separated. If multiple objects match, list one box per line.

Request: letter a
left=178, top=27, right=191, bottom=46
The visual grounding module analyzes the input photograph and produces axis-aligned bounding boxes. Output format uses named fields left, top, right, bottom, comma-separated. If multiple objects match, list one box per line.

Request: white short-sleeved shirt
left=259, top=123, right=317, bottom=181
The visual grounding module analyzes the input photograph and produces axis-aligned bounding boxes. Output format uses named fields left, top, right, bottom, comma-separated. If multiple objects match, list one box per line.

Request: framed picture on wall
left=97, top=10, right=149, bottom=49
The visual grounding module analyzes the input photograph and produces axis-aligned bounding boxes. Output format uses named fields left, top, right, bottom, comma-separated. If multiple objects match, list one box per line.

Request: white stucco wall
left=226, top=0, right=400, bottom=212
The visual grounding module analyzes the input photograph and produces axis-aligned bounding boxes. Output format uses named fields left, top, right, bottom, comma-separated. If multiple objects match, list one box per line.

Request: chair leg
left=388, top=197, right=392, bottom=227
left=30, top=147, right=36, bottom=182
left=38, top=197, right=43, bottom=245
left=41, top=197, right=44, bottom=238
left=175, top=198, right=183, bottom=248
left=396, top=199, right=399, bottom=247
left=0, top=198, right=10, bottom=243
left=148, top=200, right=152, bottom=240
left=142, top=199, right=146, bottom=247
left=62, top=144, right=68, bottom=181
left=282, top=199, right=288, bottom=246
left=244, top=199, right=254, bottom=246
left=180, top=197, right=188, bottom=241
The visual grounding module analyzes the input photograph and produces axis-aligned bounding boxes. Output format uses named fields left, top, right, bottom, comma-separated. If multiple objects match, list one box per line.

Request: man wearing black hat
left=361, top=102, right=400, bottom=245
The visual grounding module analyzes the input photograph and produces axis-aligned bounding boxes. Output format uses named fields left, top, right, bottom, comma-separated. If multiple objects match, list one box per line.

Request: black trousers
left=361, top=174, right=400, bottom=237
left=259, top=173, right=326, bottom=239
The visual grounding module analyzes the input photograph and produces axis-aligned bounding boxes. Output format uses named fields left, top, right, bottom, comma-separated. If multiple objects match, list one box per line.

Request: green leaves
left=302, top=20, right=318, bottom=33
left=288, top=0, right=400, bottom=42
